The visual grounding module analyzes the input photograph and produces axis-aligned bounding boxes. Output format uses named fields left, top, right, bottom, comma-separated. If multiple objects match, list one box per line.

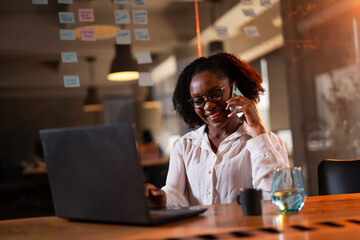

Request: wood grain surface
left=1, top=193, right=360, bottom=239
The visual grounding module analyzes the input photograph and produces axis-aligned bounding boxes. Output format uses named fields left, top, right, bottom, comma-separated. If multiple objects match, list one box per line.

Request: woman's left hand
left=226, top=93, right=267, bottom=136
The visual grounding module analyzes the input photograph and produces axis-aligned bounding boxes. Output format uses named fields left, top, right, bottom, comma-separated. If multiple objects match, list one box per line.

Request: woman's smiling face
left=189, top=70, right=235, bottom=131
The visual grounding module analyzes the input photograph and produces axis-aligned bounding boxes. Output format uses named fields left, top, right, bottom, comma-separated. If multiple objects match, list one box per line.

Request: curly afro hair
left=172, top=52, right=265, bottom=126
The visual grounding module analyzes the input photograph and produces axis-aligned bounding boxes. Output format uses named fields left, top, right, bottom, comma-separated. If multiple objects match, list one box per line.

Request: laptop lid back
left=40, top=123, right=150, bottom=224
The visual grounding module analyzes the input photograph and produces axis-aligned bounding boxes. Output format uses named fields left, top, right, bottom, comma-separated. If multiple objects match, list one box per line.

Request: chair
left=318, top=159, right=360, bottom=195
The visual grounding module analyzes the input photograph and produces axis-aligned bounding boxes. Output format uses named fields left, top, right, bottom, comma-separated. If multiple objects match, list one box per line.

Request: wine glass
left=271, top=167, right=306, bottom=212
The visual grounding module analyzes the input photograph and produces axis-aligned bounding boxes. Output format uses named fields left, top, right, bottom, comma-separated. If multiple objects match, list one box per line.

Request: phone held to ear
left=230, top=84, right=244, bottom=123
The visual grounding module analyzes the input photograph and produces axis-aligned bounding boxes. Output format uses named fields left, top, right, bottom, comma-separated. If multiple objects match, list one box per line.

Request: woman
left=145, top=52, right=289, bottom=207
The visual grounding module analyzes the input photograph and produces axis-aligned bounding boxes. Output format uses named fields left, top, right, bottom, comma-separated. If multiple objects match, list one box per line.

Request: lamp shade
left=142, top=86, right=162, bottom=109
left=107, top=44, right=139, bottom=81
left=83, top=86, right=103, bottom=112
left=208, top=40, right=224, bottom=55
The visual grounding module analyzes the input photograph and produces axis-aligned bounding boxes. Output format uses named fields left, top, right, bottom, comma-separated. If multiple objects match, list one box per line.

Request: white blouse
left=161, top=123, right=289, bottom=207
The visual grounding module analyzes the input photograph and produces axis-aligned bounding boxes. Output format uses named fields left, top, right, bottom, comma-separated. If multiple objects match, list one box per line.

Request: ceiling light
left=142, top=87, right=162, bottom=109
left=83, top=86, right=103, bottom=112
left=107, top=44, right=139, bottom=81
left=83, top=57, right=103, bottom=112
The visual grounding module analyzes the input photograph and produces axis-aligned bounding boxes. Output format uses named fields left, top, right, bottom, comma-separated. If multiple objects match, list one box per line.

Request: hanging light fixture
left=107, top=44, right=139, bottom=81
left=83, top=57, right=103, bottom=112
left=208, top=40, right=224, bottom=55
left=142, top=86, right=162, bottom=109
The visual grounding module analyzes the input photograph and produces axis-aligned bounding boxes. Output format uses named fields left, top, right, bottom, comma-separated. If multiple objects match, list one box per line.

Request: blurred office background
left=1, top=0, right=360, bottom=219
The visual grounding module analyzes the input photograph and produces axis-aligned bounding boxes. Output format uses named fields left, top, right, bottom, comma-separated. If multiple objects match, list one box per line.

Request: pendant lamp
left=83, top=57, right=103, bottom=112
left=107, top=44, right=139, bottom=81
left=142, top=86, right=162, bottom=109
left=209, top=40, right=224, bottom=55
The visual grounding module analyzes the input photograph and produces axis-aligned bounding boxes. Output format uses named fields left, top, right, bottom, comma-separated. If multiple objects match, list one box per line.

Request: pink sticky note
left=78, top=8, right=94, bottom=22
left=80, top=28, right=96, bottom=41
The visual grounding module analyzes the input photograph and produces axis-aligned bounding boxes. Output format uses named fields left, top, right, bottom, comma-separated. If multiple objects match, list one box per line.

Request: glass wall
left=281, top=0, right=360, bottom=195
left=3, top=0, right=359, bottom=218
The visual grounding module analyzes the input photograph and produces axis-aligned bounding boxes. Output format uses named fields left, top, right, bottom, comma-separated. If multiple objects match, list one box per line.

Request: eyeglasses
left=188, top=82, right=233, bottom=109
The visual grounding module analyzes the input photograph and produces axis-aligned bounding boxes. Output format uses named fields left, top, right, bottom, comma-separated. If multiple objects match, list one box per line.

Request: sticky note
left=240, top=0, right=254, bottom=5
left=57, top=0, right=73, bottom=4
left=135, top=51, right=152, bottom=64
left=116, top=30, right=131, bottom=44
left=80, top=28, right=96, bottom=41
left=215, top=26, right=229, bottom=38
left=134, top=29, right=150, bottom=41
left=244, top=26, right=260, bottom=37
left=242, top=8, right=256, bottom=17
left=59, top=29, right=76, bottom=40
left=59, top=12, right=75, bottom=23
left=64, top=75, right=80, bottom=88
left=138, top=72, right=152, bottom=86
left=114, top=0, right=128, bottom=4
left=32, top=0, right=48, bottom=4
left=133, top=10, right=148, bottom=24
left=260, top=0, right=271, bottom=6
left=78, top=9, right=95, bottom=22
left=61, top=52, right=78, bottom=63
left=115, top=10, right=130, bottom=24
left=133, top=0, right=146, bottom=7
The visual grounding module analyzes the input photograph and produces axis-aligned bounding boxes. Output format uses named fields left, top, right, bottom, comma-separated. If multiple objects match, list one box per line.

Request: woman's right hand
left=144, top=183, right=166, bottom=207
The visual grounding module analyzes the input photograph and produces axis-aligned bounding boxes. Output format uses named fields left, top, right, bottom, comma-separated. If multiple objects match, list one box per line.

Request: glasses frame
left=188, top=81, right=234, bottom=109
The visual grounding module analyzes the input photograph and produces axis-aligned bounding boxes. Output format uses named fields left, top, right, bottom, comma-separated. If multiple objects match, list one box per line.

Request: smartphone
left=230, top=84, right=244, bottom=122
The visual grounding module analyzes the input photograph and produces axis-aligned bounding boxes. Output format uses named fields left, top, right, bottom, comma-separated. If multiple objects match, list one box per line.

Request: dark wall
left=0, top=97, right=99, bottom=166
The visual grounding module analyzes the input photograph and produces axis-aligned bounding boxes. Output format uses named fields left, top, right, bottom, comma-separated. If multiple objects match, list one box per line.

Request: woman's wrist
left=253, top=124, right=267, bottom=136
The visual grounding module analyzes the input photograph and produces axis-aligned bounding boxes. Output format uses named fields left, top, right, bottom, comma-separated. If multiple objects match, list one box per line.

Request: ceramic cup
left=237, top=188, right=263, bottom=216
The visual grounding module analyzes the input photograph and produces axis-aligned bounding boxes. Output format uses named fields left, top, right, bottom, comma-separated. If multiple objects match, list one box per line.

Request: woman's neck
left=206, top=119, right=241, bottom=153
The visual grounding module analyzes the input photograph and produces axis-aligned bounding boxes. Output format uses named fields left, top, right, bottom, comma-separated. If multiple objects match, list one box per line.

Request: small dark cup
left=237, top=188, right=263, bottom=216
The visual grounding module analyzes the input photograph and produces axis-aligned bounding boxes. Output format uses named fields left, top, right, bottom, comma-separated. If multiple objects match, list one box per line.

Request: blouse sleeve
left=161, top=140, right=190, bottom=207
left=245, top=132, right=289, bottom=198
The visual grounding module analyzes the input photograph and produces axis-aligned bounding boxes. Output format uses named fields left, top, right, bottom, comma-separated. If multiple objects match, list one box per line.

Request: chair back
left=318, top=159, right=360, bottom=195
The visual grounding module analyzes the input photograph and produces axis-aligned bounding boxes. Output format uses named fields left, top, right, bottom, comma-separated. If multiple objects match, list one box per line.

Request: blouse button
left=208, top=170, right=212, bottom=174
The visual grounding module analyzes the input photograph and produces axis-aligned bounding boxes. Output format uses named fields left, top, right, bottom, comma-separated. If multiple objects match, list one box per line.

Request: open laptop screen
left=40, top=123, right=151, bottom=224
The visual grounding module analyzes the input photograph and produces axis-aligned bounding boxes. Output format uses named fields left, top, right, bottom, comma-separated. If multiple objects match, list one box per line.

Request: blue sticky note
left=215, top=26, right=229, bottom=38
left=115, top=10, right=130, bottom=24
left=116, top=30, right=131, bottom=44
left=57, top=0, right=73, bottom=4
left=114, top=0, right=128, bottom=4
left=133, top=10, right=148, bottom=24
left=32, top=0, right=48, bottom=4
left=59, top=12, right=75, bottom=23
left=135, top=51, right=152, bottom=64
left=59, top=29, right=76, bottom=40
left=133, top=0, right=146, bottom=7
left=241, top=0, right=254, bottom=5
left=134, top=29, right=150, bottom=41
left=243, top=26, right=260, bottom=37
left=260, top=0, right=271, bottom=6
left=242, top=8, right=256, bottom=17
left=64, top=75, right=80, bottom=88
left=61, top=52, right=78, bottom=63
left=138, top=72, right=152, bottom=86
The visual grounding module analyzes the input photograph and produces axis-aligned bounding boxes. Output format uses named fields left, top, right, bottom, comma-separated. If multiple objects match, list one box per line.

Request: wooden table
left=141, top=156, right=169, bottom=167
left=1, top=193, right=360, bottom=240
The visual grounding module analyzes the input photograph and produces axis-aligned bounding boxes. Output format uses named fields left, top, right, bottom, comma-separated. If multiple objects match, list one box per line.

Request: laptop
left=40, top=123, right=207, bottom=225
